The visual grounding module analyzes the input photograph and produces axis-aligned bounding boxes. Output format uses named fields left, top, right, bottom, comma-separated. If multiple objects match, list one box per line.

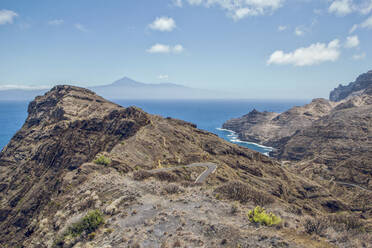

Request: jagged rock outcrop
left=330, top=70, right=372, bottom=102
left=0, top=85, right=353, bottom=248
left=223, top=98, right=336, bottom=147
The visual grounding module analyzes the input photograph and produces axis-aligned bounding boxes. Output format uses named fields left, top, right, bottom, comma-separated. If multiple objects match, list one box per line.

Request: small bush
left=304, top=218, right=327, bottom=236
left=93, top=155, right=111, bottom=166
left=163, top=184, right=183, bottom=194
left=153, top=171, right=179, bottom=182
left=230, top=202, right=239, bottom=215
left=215, top=181, right=274, bottom=205
left=133, top=170, right=152, bottom=181
left=247, top=206, right=281, bottom=226
left=53, top=210, right=104, bottom=247
left=68, top=210, right=104, bottom=237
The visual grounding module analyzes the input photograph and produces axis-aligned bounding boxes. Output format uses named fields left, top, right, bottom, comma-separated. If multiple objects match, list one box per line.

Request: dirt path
left=150, top=162, right=217, bottom=183
left=334, top=181, right=372, bottom=193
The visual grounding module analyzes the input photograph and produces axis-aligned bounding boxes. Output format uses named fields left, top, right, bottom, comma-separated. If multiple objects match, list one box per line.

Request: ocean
left=0, top=99, right=308, bottom=154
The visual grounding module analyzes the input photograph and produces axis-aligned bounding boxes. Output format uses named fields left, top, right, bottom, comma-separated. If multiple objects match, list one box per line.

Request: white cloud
left=158, top=75, right=169, bottom=80
left=345, top=35, right=359, bottom=48
left=173, top=44, right=184, bottom=53
left=0, top=9, right=18, bottom=25
left=353, top=52, right=366, bottom=60
left=349, top=15, right=372, bottom=32
left=329, top=0, right=353, bottom=15
left=267, top=39, right=341, bottom=66
left=48, top=19, right=64, bottom=26
left=349, top=24, right=358, bottom=33
left=294, top=27, right=305, bottom=36
left=147, top=44, right=171, bottom=53
left=185, top=0, right=284, bottom=20
left=149, top=17, right=176, bottom=32
left=361, top=15, right=372, bottom=28
left=329, top=0, right=372, bottom=16
left=278, top=25, right=287, bottom=31
left=173, top=0, right=183, bottom=7
left=0, top=84, right=51, bottom=91
left=75, top=23, right=88, bottom=32
left=147, top=44, right=184, bottom=54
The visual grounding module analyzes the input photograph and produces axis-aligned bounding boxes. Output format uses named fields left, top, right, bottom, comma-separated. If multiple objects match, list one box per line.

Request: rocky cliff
left=1, top=85, right=367, bottom=247
left=330, top=70, right=372, bottom=101
left=223, top=98, right=336, bottom=147
left=222, top=70, right=372, bottom=217
left=275, top=88, right=372, bottom=190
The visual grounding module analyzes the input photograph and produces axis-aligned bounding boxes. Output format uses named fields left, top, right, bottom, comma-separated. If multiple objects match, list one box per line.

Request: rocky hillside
left=222, top=70, right=372, bottom=215
left=275, top=88, right=372, bottom=190
left=222, top=98, right=336, bottom=147
left=330, top=70, right=372, bottom=101
left=1, top=85, right=369, bottom=248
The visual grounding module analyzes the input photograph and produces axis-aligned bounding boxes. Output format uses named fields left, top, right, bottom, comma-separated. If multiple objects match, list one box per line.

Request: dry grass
left=327, top=214, right=364, bottom=232
left=133, top=170, right=152, bottom=181
left=214, top=181, right=275, bottom=206
left=163, top=184, right=183, bottom=194
left=304, top=218, right=328, bottom=236
left=153, top=171, right=179, bottom=182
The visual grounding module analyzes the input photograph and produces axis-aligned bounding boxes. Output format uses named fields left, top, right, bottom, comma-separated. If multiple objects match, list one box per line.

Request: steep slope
left=0, top=86, right=367, bottom=247
left=223, top=98, right=336, bottom=147
left=330, top=70, right=372, bottom=101
left=275, top=90, right=372, bottom=190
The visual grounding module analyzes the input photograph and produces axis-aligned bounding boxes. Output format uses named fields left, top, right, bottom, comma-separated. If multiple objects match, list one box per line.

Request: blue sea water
left=0, top=99, right=308, bottom=154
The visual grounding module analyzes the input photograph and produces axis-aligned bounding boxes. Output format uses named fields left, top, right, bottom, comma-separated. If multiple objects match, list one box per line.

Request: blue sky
left=0, top=0, right=371, bottom=99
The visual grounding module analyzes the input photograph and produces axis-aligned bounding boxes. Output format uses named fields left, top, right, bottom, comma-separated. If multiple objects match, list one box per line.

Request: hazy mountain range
left=0, top=77, right=234, bottom=101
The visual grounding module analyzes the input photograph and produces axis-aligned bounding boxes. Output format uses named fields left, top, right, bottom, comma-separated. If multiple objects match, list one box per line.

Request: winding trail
left=334, top=181, right=372, bottom=193
left=150, top=162, right=217, bottom=183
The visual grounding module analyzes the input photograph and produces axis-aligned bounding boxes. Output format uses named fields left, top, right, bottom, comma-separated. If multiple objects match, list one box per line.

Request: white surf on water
left=216, top=128, right=273, bottom=156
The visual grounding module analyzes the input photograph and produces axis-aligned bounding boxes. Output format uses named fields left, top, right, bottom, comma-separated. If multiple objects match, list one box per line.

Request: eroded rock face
left=275, top=97, right=372, bottom=189
left=330, top=70, right=372, bottom=102
left=0, top=86, right=151, bottom=246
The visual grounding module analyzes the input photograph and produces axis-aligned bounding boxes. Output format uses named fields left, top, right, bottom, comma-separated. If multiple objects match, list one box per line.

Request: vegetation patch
left=153, top=171, right=179, bottom=182
left=53, top=210, right=104, bottom=247
left=163, top=183, right=183, bottom=194
left=328, top=214, right=364, bottom=232
left=214, top=181, right=274, bottom=205
left=247, top=206, right=281, bottom=226
left=93, top=155, right=111, bottom=166
left=304, top=218, right=328, bottom=236
left=133, top=170, right=152, bottom=181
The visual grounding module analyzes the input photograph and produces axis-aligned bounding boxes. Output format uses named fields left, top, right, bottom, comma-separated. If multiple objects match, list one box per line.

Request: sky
left=0, top=0, right=371, bottom=99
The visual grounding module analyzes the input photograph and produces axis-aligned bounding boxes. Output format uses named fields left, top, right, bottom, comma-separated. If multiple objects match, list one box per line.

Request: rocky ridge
left=0, top=85, right=367, bottom=247
left=330, top=70, right=372, bottom=102
left=223, top=98, right=336, bottom=147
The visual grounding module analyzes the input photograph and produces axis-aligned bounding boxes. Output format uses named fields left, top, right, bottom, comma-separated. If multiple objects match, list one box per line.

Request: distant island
left=0, top=77, right=234, bottom=101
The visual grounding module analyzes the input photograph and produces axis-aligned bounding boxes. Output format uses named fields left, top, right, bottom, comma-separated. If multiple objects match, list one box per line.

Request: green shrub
left=247, top=206, right=281, bottom=226
left=53, top=210, right=104, bottom=247
left=94, top=155, right=111, bottom=166
left=68, top=210, right=104, bottom=237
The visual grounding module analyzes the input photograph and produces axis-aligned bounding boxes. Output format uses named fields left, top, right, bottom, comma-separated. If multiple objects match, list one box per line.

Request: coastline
left=216, top=127, right=273, bottom=156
